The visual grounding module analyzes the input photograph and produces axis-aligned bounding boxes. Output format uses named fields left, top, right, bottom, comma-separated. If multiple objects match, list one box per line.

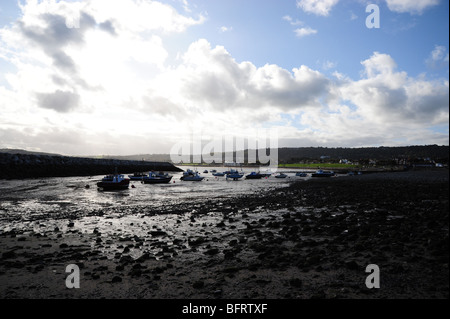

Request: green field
left=279, top=163, right=361, bottom=169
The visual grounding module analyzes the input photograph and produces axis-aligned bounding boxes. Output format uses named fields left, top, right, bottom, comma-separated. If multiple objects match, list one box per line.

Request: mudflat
left=0, top=169, right=448, bottom=299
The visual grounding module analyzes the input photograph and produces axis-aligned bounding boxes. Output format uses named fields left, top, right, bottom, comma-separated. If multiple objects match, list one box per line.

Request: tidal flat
left=0, top=169, right=448, bottom=299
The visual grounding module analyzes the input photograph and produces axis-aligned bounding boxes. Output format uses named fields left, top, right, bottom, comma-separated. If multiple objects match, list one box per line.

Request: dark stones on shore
left=193, top=280, right=204, bottom=289
left=0, top=170, right=447, bottom=298
left=112, top=276, right=122, bottom=283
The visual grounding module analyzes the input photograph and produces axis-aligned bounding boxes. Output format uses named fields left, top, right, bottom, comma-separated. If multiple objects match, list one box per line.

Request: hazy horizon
left=1, top=144, right=448, bottom=159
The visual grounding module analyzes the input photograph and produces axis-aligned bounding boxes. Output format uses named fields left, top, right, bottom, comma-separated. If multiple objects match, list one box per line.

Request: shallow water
left=0, top=166, right=313, bottom=223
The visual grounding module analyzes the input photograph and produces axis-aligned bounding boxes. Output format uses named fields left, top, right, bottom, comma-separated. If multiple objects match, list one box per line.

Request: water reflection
left=0, top=166, right=312, bottom=222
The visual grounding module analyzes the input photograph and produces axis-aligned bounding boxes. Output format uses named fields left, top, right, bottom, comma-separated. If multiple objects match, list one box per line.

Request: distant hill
left=275, top=145, right=449, bottom=162
left=90, top=154, right=172, bottom=162
left=2, top=145, right=448, bottom=165
left=195, top=145, right=450, bottom=164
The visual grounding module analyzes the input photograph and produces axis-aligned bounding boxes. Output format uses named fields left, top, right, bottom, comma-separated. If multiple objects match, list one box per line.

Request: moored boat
left=226, top=168, right=244, bottom=180
left=142, top=171, right=172, bottom=184
left=296, top=172, right=308, bottom=177
left=275, top=173, right=288, bottom=178
left=245, top=172, right=264, bottom=179
left=258, top=170, right=272, bottom=177
left=212, top=172, right=225, bottom=176
left=180, top=169, right=204, bottom=181
left=97, top=171, right=130, bottom=190
left=311, top=169, right=335, bottom=177
left=128, top=172, right=147, bottom=180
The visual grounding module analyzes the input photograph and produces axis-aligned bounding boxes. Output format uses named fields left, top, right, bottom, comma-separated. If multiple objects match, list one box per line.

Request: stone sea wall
left=0, top=152, right=182, bottom=179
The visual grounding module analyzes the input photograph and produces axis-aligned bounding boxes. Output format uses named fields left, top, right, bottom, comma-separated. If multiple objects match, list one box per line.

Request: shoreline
left=0, top=170, right=448, bottom=299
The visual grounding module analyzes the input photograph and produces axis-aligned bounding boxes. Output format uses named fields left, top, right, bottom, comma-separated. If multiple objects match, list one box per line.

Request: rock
left=91, top=273, right=100, bottom=280
left=67, top=222, right=74, bottom=227
left=2, top=250, right=16, bottom=259
left=129, top=269, right=142, bottom=277
left=229, top=239, right=238, bottom=246
left=189, top=237, right=205, bottom=246
left=205, top=248, right=219, bottom=255
left=112, top=276, right=122, bottom=283
left=152, top=267, right=165, bottom=274
left=115, top=265, right=125, bottom=271
left=223, top=250, right=235, bottom=260
left=119, top=255, right=134, bottom=264
left=345, top=260, right=360, bottom=270
left=150, top=230, right=167, bottom=237
left=59, top=243, right=68, bottom=249
left=135, top=253, right=150, bottom=262
left=223, top=267, right=240, bottom=274
left=289, top=278, right=303, bottom=288
left=193, top=281, right=204, bottom=289
left=310, top=291, right=326, bottom=299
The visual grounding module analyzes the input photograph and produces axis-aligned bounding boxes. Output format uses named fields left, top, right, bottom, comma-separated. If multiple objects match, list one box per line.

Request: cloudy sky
left=0, top=0, right=448, bottom=156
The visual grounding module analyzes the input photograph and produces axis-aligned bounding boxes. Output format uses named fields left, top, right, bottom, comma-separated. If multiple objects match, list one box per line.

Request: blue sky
left=0, top=0, right=448, bottom=155
left=165, top=0, right=449, bottom=78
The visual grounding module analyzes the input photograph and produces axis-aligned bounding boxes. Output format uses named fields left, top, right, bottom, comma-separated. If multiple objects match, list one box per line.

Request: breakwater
left=0, top=152, right=182, bottom=179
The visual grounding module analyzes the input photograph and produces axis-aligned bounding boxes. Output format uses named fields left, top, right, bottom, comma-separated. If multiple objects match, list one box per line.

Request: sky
left=0, top=0, right=448, bottom=156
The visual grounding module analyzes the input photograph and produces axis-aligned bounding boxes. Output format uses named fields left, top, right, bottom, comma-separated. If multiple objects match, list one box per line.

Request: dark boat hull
left=180, top=177, right=204, bottom=181
left=96, top=180, right=130, bottom=190
left=311, top=173, right=335, bottom=177
left=245, top=174, right=263, bottom=179
left=142, top=177, right=172, bottom=184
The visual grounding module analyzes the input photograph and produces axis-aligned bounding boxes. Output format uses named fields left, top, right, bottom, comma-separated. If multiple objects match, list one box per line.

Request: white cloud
left=426, top=45, right=449, bottom=69
left=219, top=26, right=232, bottom=32
left=174, top=39, right=329, bottom=112
left=0, top=1, right=448, bottom=155
left=339, top=52, right=449, bottom=126
left=294, top=27, right=318, bottom=37
left=296, top=0, right=340, bottom=16
left=322, top=60, right=337, bottom=70
left=282, top=15, right=304, bottom=26
left=385, top=0, right=440, bottom=14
